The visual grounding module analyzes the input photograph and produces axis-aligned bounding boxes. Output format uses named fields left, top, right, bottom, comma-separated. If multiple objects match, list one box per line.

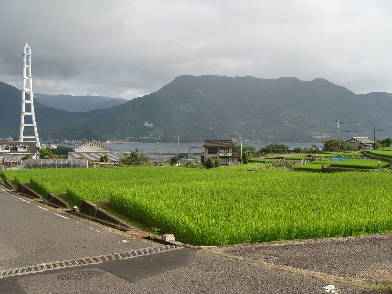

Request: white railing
left=218, top=152, right=232, bottom=157
left=22, top=159, right=89, bottom=169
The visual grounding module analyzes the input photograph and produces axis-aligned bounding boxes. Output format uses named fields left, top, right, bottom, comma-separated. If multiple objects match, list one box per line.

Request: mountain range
left=35, top=94, right=126, bottom=112
left=1, top=75, right=392, bottom=142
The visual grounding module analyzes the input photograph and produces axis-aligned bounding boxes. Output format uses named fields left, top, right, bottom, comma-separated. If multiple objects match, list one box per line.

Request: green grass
left=3, top=166, right=392, bottom=246
left=329, top=159, right=389, bottom=169
left=368, top=150, right=392, bottom=159
left=284, top=156, right=307, bottom=160
left=322, top=152, right=362, bottom=158
left=296, top=158, right=389, bottom=171
left=248, top=158, right=277, bottom=163
left=294, top=163, right=326, bottom=171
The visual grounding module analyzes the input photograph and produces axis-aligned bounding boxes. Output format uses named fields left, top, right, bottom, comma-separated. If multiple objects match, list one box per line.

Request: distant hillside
left=46, top=75, right=392, bottom=142
left=0, top=81, right=77, bottom=138
left=35, top=94, right=126, bottom=112
left=2, top=76, right=392, bottom=142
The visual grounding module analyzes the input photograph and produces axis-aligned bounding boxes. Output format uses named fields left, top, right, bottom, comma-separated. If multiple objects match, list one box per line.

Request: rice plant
left=3, top=166, right=392, bottom=245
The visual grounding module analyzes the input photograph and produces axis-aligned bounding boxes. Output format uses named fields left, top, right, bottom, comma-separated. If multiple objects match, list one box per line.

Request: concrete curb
left=2, top=179, right=16, bottom=191
left=16, top=182, right=42, bottom=199
left=80, top=200, right=132, bottom=229
left=47, top=193, right=71, bottom=210
left=78, top=201, right=185, bottom=247
left=0, top=182, right=13, bottom=191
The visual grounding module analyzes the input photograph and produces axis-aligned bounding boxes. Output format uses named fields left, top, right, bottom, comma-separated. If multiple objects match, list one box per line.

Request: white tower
left=19, top=43, right=40, bottom=148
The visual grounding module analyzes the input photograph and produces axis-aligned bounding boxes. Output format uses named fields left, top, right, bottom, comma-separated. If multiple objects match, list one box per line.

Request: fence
left=22, top=159, right=89, bottom=169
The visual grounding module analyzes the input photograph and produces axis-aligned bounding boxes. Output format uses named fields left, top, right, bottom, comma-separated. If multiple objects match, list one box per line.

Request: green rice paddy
left=329, top=159, right=389, bottom=169
left=2, top=166, right=392, bottom=245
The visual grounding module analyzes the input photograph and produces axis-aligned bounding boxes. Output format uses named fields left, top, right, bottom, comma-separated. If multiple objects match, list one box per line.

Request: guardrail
left=22, top=159, right=89, bottom=169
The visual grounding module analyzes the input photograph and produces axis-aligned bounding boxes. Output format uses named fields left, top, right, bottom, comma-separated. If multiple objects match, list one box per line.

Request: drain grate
left=0, top=244, right=177, bottom=279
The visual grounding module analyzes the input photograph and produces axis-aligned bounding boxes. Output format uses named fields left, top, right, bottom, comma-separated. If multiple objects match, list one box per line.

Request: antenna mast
left=19, top=43, right=40, bottom=148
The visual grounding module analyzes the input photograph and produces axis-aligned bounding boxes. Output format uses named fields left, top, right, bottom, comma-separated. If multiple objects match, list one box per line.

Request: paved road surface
left=0, top=188, right=390, bottom=293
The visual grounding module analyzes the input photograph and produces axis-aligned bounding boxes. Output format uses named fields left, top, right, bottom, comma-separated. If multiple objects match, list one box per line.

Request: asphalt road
left=0, top=188, right=156, bottom=270
left=223, top=234, right=392, bottom=286
left=0, top=188, right=390, bottom=293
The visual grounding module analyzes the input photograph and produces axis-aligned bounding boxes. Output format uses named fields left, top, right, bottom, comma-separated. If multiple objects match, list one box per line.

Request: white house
left=73, top=140, right=111, bottom=152
left=68, top=140, right=121, bottom=162
left=0, top=141, right=39, bottom=157
left=202, top=139, right=241, bottom=165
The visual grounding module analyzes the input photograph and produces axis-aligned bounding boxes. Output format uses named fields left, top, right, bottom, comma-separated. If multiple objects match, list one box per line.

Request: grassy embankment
left=296, top=158, right=390, bottom=171
left=368, top=150, right=392, bottom=159
left=2, top=166, right=392, bottom=246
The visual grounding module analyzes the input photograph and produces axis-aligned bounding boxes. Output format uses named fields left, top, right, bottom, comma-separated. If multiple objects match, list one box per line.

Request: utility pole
left=336, top=120, right=342, bottom=140
left=240, top=137, right=243, bottom=158
left=373, top=128, right=384, bottom=147
left=177, top=136, right=180, bottom=154
left=48, top=129, right=51, bottom=150
left=336, top=120, right=343, bottom=152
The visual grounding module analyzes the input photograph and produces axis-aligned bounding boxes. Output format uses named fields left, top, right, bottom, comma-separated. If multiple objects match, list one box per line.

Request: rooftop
left=203, top=140, right=235, bottom=148
left=0, top=141, right=39, bottom=154
left=349, top=137, right=374, bottom=145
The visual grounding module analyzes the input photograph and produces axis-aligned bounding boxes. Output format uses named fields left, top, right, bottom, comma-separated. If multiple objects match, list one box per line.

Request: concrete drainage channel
left=0, top=244, right=178, bottom=279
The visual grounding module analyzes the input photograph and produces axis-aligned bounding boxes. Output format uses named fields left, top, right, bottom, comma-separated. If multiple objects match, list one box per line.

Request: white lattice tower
left=19, top=43, right=40, bottom=148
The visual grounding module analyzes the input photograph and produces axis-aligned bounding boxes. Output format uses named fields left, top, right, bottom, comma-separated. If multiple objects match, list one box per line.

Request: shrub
left=203, top=158, right=220, bottom=169
left=323, top=139, right=352, bottom=152
left=169, top=155, right=183, bottom=166
left=120, top=149, right=149, bottom=166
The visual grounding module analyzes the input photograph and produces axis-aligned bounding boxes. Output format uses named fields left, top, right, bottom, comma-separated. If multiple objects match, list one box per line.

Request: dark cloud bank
left=1, top=0, right=392, bottom=99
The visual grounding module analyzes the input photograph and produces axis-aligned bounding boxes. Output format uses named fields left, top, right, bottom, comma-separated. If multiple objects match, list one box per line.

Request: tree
left=120, top=149, right=149, bottom=166
left=38, top=149, right=58, bottom=159
left=99, top=155, right=108, bottom=162
left=242, top=152, right=250, bottom=164
left=378, top=137, right=392, bottom=148
left=169, top=154, right=183, bottom=166
left=50, top=145, right=73, bottom=156
left=291, top=147, right=303, bottom=153
left=303, top=145, right=319, bottom=154
left=323, top=139, right=351, bottom=152
left=260, top=143, right=289, bottom=154
left=233, top=146, right=258, bottom=157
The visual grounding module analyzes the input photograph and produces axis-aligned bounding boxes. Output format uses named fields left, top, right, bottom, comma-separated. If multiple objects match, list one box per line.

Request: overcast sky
left=1, top=0, right=392, bottom=99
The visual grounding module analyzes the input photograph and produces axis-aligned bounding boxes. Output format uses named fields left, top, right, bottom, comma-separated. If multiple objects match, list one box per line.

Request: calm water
left=63, top=141, right=321, bottom=153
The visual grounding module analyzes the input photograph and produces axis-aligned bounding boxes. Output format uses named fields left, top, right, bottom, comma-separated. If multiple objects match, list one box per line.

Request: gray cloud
left=1, top=0, right=392, bottom=98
